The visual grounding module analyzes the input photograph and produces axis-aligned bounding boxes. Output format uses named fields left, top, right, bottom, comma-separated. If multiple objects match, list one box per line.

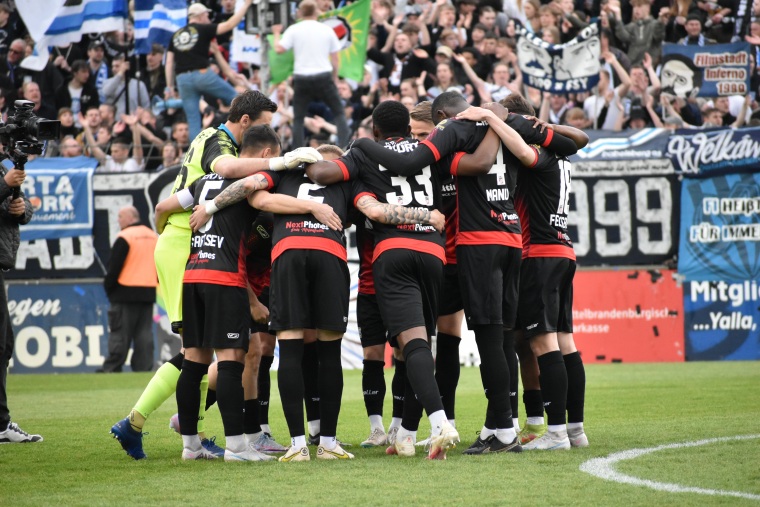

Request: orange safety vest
left=117, top=225, right=158, bottom=288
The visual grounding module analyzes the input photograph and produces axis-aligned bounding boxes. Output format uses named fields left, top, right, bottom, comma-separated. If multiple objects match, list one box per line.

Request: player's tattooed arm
left=189, top=173, right=270, bottom=232
left=355, top=195, right=445, bottom=233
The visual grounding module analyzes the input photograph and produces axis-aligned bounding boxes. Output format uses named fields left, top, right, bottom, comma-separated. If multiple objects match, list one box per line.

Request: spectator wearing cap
left=103, top=55, right=151, bottom=119
left=273, top=0, right=349, bottom=148
left=56, top=60, right=100, bottom=125
left=678, top=14, right=717, bottom=45
left=622, top=102, right=652, bottom=130
left=142, top=44, right=167, bottom=102
left=165, top=0, right=253, bottom=138
left=87, top=40, right=110, bottom=103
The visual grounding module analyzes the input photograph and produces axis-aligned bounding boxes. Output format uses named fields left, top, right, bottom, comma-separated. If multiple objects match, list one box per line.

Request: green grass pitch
left=2, top=362, right=759, bottom=506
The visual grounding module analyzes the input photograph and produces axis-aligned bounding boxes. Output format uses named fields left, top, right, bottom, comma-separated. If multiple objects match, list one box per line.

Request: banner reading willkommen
left=516, top=24, right=600, bottom=93
left=661, top=42, right=750, bottom=98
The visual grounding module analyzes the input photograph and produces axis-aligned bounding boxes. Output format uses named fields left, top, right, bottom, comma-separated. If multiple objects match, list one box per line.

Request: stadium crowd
left=0, top=0, right=757, bottom=171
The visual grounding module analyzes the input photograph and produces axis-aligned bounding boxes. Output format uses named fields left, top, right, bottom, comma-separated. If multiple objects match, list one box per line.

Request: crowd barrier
left=6, top=127, right=759, bottom=372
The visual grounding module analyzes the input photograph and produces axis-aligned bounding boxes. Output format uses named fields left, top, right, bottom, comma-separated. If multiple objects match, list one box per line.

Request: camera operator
left=0, top=161, right=41, bottom=443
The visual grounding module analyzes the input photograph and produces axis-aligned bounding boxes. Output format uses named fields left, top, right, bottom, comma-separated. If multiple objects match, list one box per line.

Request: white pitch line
left=580, top=434, right=760, bottom=501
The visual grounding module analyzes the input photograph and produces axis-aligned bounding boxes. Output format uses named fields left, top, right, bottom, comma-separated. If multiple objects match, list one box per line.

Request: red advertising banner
left=573, top=270, right=685, bottom=363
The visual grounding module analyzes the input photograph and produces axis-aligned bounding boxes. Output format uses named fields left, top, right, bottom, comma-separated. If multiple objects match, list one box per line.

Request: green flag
left=268, top=0, right=371, bottom=84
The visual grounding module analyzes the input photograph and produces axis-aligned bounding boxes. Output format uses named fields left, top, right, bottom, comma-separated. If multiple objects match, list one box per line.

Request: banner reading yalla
left=19, top=156, right=97, bottom=241
left=661, top=42, right=750, bottom=98
left=516, top=24, right=600, bottom=93
left=678, top=172, right=760, bottom=281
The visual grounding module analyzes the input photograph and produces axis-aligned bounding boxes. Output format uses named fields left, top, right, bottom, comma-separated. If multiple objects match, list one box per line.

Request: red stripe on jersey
left=184, top=270, right=247, bottom=287
left=373, top=238, right=446, bottom=264
left=334, top=159, right=350, bottom=181
left=542, top=128, right=554, bottom=147
left=529, top=147, right=539, bottom=168
left=261, top=171, right=275, bottom=189
left=515, top=195, right=531, bottom=257
left=444, top=208, right=457, bottom=264
left=450, top=152, right=466, bottom=176
left=248, top=267, right=271, bottom=296
left=457, top=230, right=522, bottom=248
left=525, top=244, right=576, bottom=260
left=271, top=236, right=347, bottom=262
left=421, top=140, right=441, bottom=161
left=353, top=191, right=377, bottom=207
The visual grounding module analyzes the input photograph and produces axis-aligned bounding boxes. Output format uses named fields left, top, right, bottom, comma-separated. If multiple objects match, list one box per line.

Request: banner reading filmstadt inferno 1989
left=661, top=42, right=750, bottom=98
left=516, top=24, right=600, bottom=93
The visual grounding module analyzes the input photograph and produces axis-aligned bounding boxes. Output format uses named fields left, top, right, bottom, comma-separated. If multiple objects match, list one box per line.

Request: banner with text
left=570, top=128, right=670, bottom=163
left=678, top=172, right=760, bottom=281
left=8, top=164, right=179, bottom=280
left=661, top=42, right=750, bottom=98
left=19, top=157, right=96, bottom=241
left=667, top=126, right=760, bottom=175
left=573, top=270, right=684, bottom=363
left=567, top=159, right=680, bottom=266
left=7, top=282, right=109, bottom=373
left=683, top=280, right=760, bottom=360
left=516, top=24, right=600, bottom=93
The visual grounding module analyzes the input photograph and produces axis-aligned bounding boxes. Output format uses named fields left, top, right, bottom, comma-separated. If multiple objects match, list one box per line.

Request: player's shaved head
left=431, top=91, right=469, bottom=124
left=316, top=144, right=344, bottom=160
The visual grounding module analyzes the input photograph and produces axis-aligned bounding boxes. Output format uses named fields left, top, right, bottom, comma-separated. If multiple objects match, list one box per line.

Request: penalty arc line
left=579, top=434, right=760, bottom=501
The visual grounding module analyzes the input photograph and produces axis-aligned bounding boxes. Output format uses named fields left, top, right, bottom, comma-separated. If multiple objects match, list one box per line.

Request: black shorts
left=438, top=263, right=464, bottom=316
left=251, top=285, right=271, bottom=334
left=182, top=283, right=250, bottom=351
left=517, top=257, right=575, bottom=339
left=373, top=249, right=443, bottom=344
left=269, top=249, right=350, bottom=333
left=357, top=292, right=387, bottom=348
left=457, top=245, right=521, bottom=330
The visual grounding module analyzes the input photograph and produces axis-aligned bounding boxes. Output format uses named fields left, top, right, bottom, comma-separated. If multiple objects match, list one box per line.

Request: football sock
left=197, top=374, right=208, bottom=435
left=496, top=427, right=517, bottom=444
left=524, top=389, right=545, bottom=420
left=397, top=427, right=417, bottom=443
left=176, top=359, right=208, bottom=436
left=403, top=338, right=445, bottom=418
left=400, top=363, right=423, bottom=432
left=568, top=422, right=584, bottom=431
left=243, top=398, right=262, bottom=435
left=429, top=410, right=448, bottom=435
left=317, top=339, right=343, bottom=441
left=302, top=341, right=320, bottom=425
left=391, top=359, right=406, bottom=419
left=261, top=424, right=271, bottom=434
left=132, top=353, right=183, bottom=430
left=291, top=435, right=307, bottom=448
left=503, top=331, right=519, bottom=419
left=182, top=434, right=202, bottom=451
left=308, top=420, right=321, bottom=437
left=205, top=388, right=217, bottom=411
left=258, top=355, right=274, bottom=425
left=537, top=351, right=568, bottom=427
left=389, top=418, right=402, bottom=431
left=320, top=435, right=338, bottom=450
left=226, top=434, right=246, bottom=453
left=480, top=426, right=496, bottom=438
left=548, top=424, right=567, bottom=434
left=362, top=359, right=386, bottom=418
left=369, top=414, right=384, bottom=432
left=435, top=332, right=461, bottom=420
left=564, top=352, right=586, bottom=424
left=474, top=325, right=513, bottom=429
left=216, top=361, right=245, bottom=438
left=278, top=339, right=305, bottom=439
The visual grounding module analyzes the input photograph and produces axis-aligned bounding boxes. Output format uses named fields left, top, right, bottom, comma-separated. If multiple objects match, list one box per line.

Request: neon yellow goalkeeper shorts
left=154, top=223, right=191, bottom=328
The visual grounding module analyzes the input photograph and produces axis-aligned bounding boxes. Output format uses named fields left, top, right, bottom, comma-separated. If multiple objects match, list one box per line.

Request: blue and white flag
left=516, top=24, right=600, bottom=94
left=134, top=0, right=188, bottom=55
left=18, top=0, right=128, bottom=71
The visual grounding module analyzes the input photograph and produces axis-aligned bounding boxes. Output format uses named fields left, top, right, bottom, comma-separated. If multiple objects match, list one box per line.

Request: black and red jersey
left=184, top=174, right=257, bottom=288
left=263, top=169, right=364, bottom=263
left=336, top=137, right=448, bottom=263
left=245, top=212, right=273, bottom=295
left=352, top=211, right=376, bottom=295
left=440, top=172, right=458, bottom=264
left=514, top=147, right=575, bottom=260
